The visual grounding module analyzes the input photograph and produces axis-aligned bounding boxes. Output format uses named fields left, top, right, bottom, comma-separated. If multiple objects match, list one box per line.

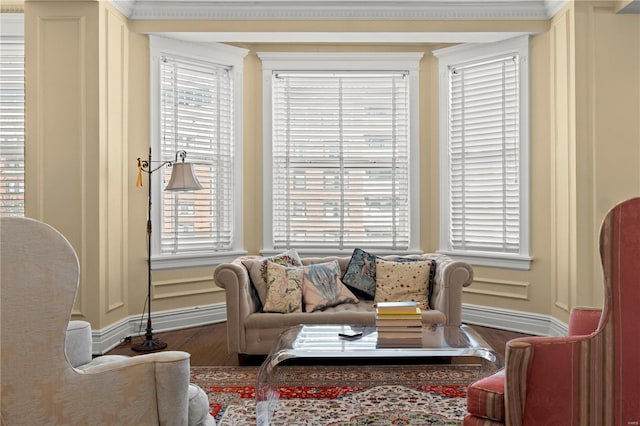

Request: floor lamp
left=132, top=148, right=203, bottom=352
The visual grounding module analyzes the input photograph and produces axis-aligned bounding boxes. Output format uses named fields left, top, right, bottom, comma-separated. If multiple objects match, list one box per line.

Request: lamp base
left=132, top=337, right=168, bottom=352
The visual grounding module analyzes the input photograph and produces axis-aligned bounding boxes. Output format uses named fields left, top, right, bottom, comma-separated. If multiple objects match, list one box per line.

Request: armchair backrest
left=1, top=217, right=80, bottom=372
left=596, top=197, right=640, bottom=424
left=469, top=198, right=640, bottom=426
left=1, top=217, right=173, bottom=424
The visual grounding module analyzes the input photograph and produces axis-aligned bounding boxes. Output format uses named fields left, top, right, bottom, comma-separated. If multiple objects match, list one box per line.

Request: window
left=0, top=14, right=24, bottom=217
left=435, top=36, right=531, bottom=270
left=149, top=36, right=247, bottom=268
left=260, top=53, right=422, bottom=255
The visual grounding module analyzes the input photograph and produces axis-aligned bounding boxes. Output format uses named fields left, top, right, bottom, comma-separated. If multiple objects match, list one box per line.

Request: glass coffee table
left=256, top=324, right=502, bottom=425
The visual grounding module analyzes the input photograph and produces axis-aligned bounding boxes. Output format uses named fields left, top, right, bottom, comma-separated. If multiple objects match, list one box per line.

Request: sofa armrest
left=213, top=257, right=261, bottom=354
left=429, top=254, right=473, bottom=326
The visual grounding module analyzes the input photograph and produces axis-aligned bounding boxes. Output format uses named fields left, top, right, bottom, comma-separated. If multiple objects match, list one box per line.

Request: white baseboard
left=462, top=303, right=568, bottom=337
left=91, top=303, right=227, bottom=355
left=92, top=302, right=566, bottom=354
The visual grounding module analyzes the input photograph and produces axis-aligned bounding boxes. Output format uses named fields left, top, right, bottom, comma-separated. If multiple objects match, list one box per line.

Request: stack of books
left=375, top=301, right=423, bottom=348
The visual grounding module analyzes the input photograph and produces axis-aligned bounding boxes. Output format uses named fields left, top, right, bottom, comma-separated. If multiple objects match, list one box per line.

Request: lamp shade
left=165, top=162, right=203, bottom=191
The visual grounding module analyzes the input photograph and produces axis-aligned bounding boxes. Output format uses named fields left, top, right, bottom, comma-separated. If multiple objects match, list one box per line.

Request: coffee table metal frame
left=255, top=324, right=502, bottom=425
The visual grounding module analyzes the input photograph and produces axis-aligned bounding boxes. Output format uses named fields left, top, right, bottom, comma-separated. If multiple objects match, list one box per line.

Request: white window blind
left=271, top=71, right=410, bottom=250
left=158, top=54, right=234, bottom=255
left=0, top=23, right=24, bottom=217
left=448, top=55, right=520, bottom=254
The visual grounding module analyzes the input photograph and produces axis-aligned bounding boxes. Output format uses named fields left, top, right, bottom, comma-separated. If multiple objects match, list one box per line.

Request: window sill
left=151, top=250, right=248, bottom=270
left=437, top=250, right=532, bottom=271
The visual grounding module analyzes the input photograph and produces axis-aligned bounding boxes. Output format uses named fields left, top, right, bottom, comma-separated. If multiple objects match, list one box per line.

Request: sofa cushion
left=466, top=369, right=505, bottom=422
left=243, top=301, right=447, bottom=330
left=264, top=261, right=303, bottom=313
left=301, top=260, right=359, bottom=312
left=243, top=249, right=302, bottom=307
left=373, top=258, right=435, bottom=307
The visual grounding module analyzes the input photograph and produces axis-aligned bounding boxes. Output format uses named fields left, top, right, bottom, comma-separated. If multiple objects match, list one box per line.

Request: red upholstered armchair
left=464, top=197, right=640, bottom=426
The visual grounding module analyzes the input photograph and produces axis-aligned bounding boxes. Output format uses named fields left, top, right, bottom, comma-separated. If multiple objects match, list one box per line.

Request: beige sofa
left=214, top=253, right=473, bottom=358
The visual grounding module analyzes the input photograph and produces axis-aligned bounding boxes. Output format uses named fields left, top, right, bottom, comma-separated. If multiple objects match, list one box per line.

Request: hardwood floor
left=106, top=322, right=530, bottom=366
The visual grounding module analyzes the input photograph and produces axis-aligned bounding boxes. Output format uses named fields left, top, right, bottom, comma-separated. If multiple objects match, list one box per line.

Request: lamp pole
left=132, top=148, right=202, bottom=352
left=133, top=148, right=167, bottom=351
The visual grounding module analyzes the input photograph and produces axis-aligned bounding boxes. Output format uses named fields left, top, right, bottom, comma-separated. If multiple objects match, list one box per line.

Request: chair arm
left=214, top=258, right=261, bottom=354
left=78, top=351, right=191, bottom=425
left=429, top=255, right=474, bottom=326
left=504, top=335, right=593, bottom=426
left=65, top=320, right=93, bottom=367
left=568, top=307, right=601, bottom=336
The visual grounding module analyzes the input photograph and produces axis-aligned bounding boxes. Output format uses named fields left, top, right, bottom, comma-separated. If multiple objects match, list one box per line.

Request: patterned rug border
left=190, top=362, right=490, bottom=387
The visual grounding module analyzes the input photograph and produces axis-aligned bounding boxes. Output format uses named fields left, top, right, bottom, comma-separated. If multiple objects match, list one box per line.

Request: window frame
left=0, top=13, right=25, bottom=218
left=435, top=36, right=532, bottom=270
left=259, top=52, right=423, bottom=257
left=148, top=35, right=247, bottom=269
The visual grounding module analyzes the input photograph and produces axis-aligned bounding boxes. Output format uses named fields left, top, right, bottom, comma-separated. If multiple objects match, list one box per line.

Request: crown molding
left=110, top=0, right=136, bottom=17
left=110, top=0, right=568, bottom=21
left=543, top=0, right=567, bottom=16
left=0, top=3, right=24, bottom=13
left=156, top=31, right=533, bottom=44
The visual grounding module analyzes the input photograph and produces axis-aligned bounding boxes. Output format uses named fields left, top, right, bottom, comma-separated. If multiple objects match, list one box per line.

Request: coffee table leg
left=256, top=354, right=280, bottom=425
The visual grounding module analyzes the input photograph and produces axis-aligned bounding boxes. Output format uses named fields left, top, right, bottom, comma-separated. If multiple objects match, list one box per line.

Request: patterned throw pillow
left=341, top=248, right=422, bottom=299
left=301, top=260, right=359, bottom=313
left=242, top=249, right=302, bottom=307
left=264, top=262, right=303, bottom=313
left=341, top=248, right=377, bottom=298
left=373, top=258, right=435, bottom=308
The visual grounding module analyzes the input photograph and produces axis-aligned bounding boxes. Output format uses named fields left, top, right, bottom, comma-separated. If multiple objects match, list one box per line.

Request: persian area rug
left=191, top=363, right=487, bottom=425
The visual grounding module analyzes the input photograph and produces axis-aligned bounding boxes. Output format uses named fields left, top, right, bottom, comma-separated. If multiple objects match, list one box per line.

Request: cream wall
left=14, top=1, right=640, bottom=333
left=24, top=2, right=114, bottom=327
left=22, top=1, right=226, bottom=331
left=547, top=2, right=640, bottom=323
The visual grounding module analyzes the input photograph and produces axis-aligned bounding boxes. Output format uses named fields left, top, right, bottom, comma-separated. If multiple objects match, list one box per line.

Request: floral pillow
left=301, top=260, right=359, bottom=312
left=373, top=257, right=435, bottom=308
left=264, top=261, right=303, bottom=313
left=242, top=249, right=302, bottom=307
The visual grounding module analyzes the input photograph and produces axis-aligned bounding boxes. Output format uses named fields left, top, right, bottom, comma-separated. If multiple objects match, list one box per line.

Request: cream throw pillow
left=242, top=249, right=302, bottom=307
left=264, top=261, right=303, bottom=313
left=373, top=258, right=433, bottom=307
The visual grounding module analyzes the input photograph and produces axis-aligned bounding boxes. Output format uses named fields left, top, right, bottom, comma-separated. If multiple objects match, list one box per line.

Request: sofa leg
left=237, top=353, right=248, bottom=366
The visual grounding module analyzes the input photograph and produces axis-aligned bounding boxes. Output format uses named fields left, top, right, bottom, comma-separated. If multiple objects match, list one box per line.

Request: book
left=375, top=301, right=423, bottom=314
left=377, top=336, right=423, bottom=348
left=375, top=325, right=423, bottom=333
left=377, top=341, right=423, bottom=348
left=376, top=307, right=421, bottom=316
left=378, top=333, right=422, bottom=342
left=375, top=313, right=422, bottom=320
left=375, top=318, right=423, bottom=327
left=378, top=327, right=422, bottom=336
left=377, top=334, right=422, bottom=342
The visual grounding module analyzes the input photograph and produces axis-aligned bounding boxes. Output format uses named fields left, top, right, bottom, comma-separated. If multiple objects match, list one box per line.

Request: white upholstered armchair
left=1, top=216, right=214, bottom=425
